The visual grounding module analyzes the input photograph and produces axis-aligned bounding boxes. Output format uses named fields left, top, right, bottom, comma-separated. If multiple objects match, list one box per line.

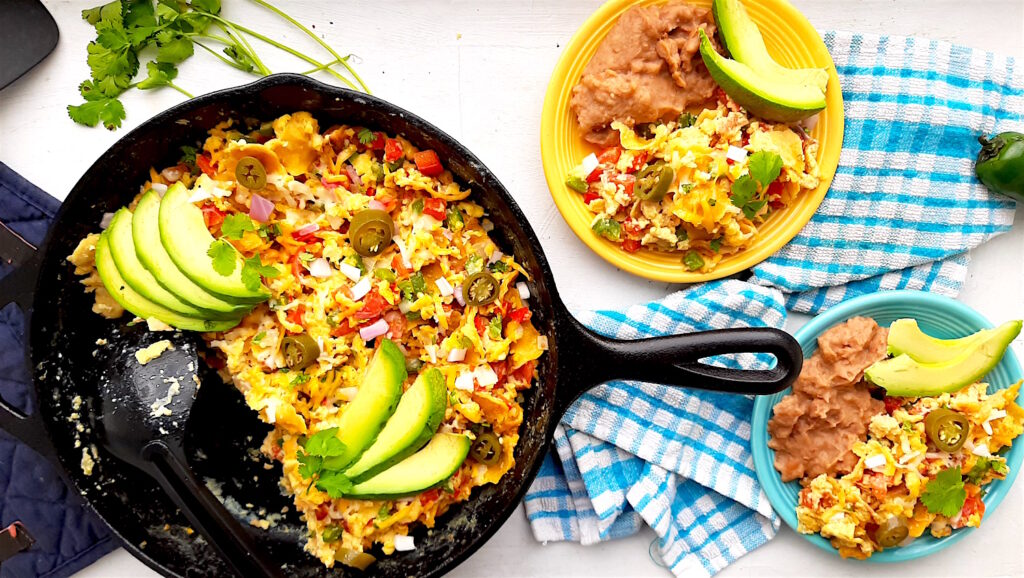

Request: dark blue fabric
left=0, top=162, right=117, bottom=578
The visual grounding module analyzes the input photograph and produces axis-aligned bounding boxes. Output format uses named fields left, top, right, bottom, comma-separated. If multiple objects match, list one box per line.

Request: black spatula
left=0, top=0, right=59, bottom=90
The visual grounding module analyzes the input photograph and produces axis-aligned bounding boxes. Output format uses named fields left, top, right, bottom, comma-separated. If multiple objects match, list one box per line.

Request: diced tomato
left=597, top=146, right=622, bottom=165
left=507, top=307, right=531, bottom=324
left=200, top=203, right=225, bottom=230
left=384, top=138, right=403, bottom=162
left=884, top=396, right=904, bottom=415
left=423, top=197, right=447, bottom=221
left=376, top=196, right=398, bottom=212
left=315, top=504, right=330, bottom=521
left=622, top=238, right=641, bottom=253
left=413, top=150, right=444, bottom=177
left=383, top=310, right=406, bottom=339
left=627, top=151, right=648, bottom=174
left=420, top=489, right=441, bottom=505
left=860, top=471, right=888, bottom=500
left=355, top=290, right=388, bottom=320
left=292, top=228, right=319, bottom=245
left=287, top=304, right=306, bottom=327
left=767, top=181, right=786, bottom=210
left=622, top=218, right=643, bottom=236
left=392, top=254, right=411, bottom=278
left=474, top=315, right=487, bottom=336
left=616, top=173, right=635, bottom=196
left=585, top=166, right=604, bottom=183
left=952, top=494, right=985, bottom=529
left=196, top=154, right=216, bottom=177
left=370, top=132, right=386, bottom=150
left=582, top=192, right=600, bottom=204
left=714, top=86, right=729, bottom=105
left=492, top=359, right=508, bottom=385
left=291, top=253, right=303, bottom=280
left=330, top=323, right=357, bottom=337
left=512, top=360, right=536, bottom=384
left=799, top=489, right=814, bottom=508
left=365, top=186, right=376, bottom=197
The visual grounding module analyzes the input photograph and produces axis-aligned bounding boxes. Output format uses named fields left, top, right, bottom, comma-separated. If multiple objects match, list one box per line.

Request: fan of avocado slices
left=96, top=182, right=277, bottom=331
left=699, top=0, right=829, bottom=123
left=866, top=319, right=1022, bottom=397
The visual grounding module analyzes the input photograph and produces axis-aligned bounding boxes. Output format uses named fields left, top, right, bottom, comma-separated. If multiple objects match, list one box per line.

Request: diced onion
left=161, top=166, right=184, bottom=182
left=987, top=409, right=1007, bottom=421
left=393, top=535, right=415, bottom=552
left=973, top=444, right=991, bottom=457
left=426, top=345, right=437, bottom=364
left=399, top=300, right=413, bottom=314
left=453, top=284, right=466, bottom=307
left=983, top=421, right=993, bottom=435
left=864, top=454, right=887, bottom=470
left=392, top=236, right=412, bottom=269
left=516, top=282, right=530, bottom=300
left=481, top=219, right=494, bottom=232
left=581, top=153, right=599, bottom=175
left=435, top=277, right=454, bottom=297
left=447, top=348, right=467, bottom=362
left=475, top=366, right=498, bottom=387
left=100, top=212, right=115, bottom=228
left=151, top=183, right=168, bottom=195
left=537, top=335, right=549, bottom=350
left=726, top=145, right=748, bottom=162
left=338, top=262, right=362, bottom=282
left=454, top=372, right=475, bottom=392
left=295, top=223, right=320, bottom=237
left=336, top=387, right=359, bottom=402
left=308, top=258, right=333, bottom=278
left=350, top=277, right=372, bottom=301
left=250, top=194, right=275, bottom=223
left=359, top=319, right=389, bottom=341
left=346, top=165, right=363, bottom=188
left=488, top=250, right=503, bottom=265
left=368, top=199, right=386, bottom=211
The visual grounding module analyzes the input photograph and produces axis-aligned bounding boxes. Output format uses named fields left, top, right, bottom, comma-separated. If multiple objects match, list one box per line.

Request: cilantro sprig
left=297, top=428, right=354, bottom=498
left=729, top=150, right=783, bottom=220
left=920, top=467, right=967, bottom=517
left=206, top=235, right=280, bottom=291
left=69, top=0, right=369, bottom=130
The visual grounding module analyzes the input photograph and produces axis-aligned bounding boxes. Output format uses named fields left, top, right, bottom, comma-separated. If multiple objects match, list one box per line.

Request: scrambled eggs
left=797, top=381, right=1024, bottom=559
left=567, top=102, right=820, bottom=271
left=75, top=112, right=545, bottom=568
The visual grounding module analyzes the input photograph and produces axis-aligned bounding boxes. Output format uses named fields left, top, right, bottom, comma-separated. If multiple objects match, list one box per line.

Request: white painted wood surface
left=0, top=1, right=1021, bottom=576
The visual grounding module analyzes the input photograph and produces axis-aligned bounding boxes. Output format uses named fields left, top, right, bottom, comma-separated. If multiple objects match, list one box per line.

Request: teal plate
left=751, top=290, right=1023, bottom=562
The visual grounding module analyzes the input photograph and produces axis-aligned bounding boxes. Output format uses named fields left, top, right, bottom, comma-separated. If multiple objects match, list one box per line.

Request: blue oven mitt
left=0, top=161, right=117, bottom=578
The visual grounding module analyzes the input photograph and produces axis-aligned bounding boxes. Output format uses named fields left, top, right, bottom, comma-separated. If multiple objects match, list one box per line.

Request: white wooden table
left=1, top=1, right=1022, bottom=576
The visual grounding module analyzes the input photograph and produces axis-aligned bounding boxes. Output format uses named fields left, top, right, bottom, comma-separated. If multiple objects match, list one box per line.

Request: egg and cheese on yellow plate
left=71, top=112, right=546, bottom=570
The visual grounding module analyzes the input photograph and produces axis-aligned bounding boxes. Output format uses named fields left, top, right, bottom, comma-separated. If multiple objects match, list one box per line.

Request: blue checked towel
left=525, top=32, right=1022, bottom=577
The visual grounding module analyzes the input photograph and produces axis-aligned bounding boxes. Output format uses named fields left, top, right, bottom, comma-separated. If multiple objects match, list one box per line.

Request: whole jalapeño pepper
left=976, top=132, right=1024, bottom=202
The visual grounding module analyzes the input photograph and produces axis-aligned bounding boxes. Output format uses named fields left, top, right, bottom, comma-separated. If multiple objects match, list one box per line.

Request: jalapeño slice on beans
left=874, top=516, right=909, bottom=548
left=350, top=209, right=394, bottom=257
left=463, top=271, right=499, bottom=306
left=635, top=161, right=675, bottom=202
left=470, top=432, right=501, bottom=465
left=281, top=333, right=320, bottom=370
left=235, top=156, right=267, bottom=190
left=924, top=408, right=970, bottom=452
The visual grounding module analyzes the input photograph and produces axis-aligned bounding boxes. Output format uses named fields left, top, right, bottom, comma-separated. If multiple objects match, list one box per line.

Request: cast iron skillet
left=0, top=74, right=802, bottom=577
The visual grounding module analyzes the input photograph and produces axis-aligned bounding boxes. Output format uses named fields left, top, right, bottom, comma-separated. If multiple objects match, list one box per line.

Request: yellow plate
left=541, top=0, right=843, bottom=283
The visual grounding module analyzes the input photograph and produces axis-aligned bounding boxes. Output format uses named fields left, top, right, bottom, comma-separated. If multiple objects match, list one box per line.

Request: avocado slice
left=134, top=191, right=251, bottom=317
left=106, top=208, right=206, bottom=317
left=333, top=339, right=408, bottom=469
left=344, top=368, right=447, bottom=483
left=866, top=320, right=1022, bottom=397
left=886, top=318, right=996, bottom=364
left=711, top=0, right=828, bottom=91
left=343, top=433, right=471, bottom=499
left=159, top=183, right=269, bottom=302
left=698, top=29, right=825, bottom=123
left=95, top=232, right=241, bottom=332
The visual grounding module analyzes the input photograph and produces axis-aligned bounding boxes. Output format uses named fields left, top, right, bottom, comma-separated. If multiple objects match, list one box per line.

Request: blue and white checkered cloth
left=525, top=32, right=1022, bottom=577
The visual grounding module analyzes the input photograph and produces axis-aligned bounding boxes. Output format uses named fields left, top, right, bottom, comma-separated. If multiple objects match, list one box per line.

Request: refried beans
left=767, top=317, right=887, bottom=482
left=570, top=1, right=719, bottom=147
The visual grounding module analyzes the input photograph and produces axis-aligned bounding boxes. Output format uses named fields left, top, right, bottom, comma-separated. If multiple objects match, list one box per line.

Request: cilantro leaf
left=316, top=471, right=354, bottom=499
left=223, top=44, right=257, bottom=73
left=357, top=128, right=376, bottom=145
left=489, top=260, right=509, bottom=273
left=374, top=268, right=396, bottom=282
left=465, top=254, right=483, bottom=275
left=86, top=40, right=138, bottom=96
left=966, top=457, right=1009, bottom=484
left=207, top=239, right=237, bottom=276
left=296, top=452, right=322, bottom=479
left=191, top=0, right=221, bottom=13
left=221, top=213, right=256, bottom=240
left=156, top=33, right=194, bottom=63
left=83, top=2, right=122, bottom=27
left=290, top=372, right=311, bottom=387
left=68, top=98, right=126, bottom=130
left=136, top=61, right=179, bottom=90
left=729, top=174, right=767, bottom=219
left=304, top=428, right=341, bottom=456
left=747, top=150, right=783, bottom=189
left=920, top=467, right=967, bottom=517
left=241, top=254, right=280, bottom=292
left=488, top=315, right=503, bottom=339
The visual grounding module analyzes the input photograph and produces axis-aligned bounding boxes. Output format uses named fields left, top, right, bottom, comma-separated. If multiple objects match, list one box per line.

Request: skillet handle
left=144, top=442, right=285, bottom=578
left=0, top=221, right=55, bottom=460
left=554, top=314, right=802, bottom=415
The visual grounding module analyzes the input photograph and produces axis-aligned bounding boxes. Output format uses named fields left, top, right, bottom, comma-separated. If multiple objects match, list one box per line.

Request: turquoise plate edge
left=751, top=290, right=1024, bottom=563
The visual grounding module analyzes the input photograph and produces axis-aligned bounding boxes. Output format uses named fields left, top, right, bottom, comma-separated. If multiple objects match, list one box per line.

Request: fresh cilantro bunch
left=730, top=150, right=784, bottom=219
left=297, top=428, right=354, bottom=498
left=69, top=0, right=369, bottom=130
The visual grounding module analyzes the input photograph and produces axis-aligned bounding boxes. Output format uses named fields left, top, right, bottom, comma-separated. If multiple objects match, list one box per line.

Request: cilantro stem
left=246, top=0, right=370, bottom=93
left=167, top=82, right=194, bottom=99
left=300, top=58, right=342, bottom=75
left=193, top=40, right=257, bottom=73
left=218, top=22, right=271, bottom=76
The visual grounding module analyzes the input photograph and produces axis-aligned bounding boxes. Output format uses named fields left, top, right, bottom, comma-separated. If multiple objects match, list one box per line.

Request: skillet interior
left=29, top=74, right=562, bottom=577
